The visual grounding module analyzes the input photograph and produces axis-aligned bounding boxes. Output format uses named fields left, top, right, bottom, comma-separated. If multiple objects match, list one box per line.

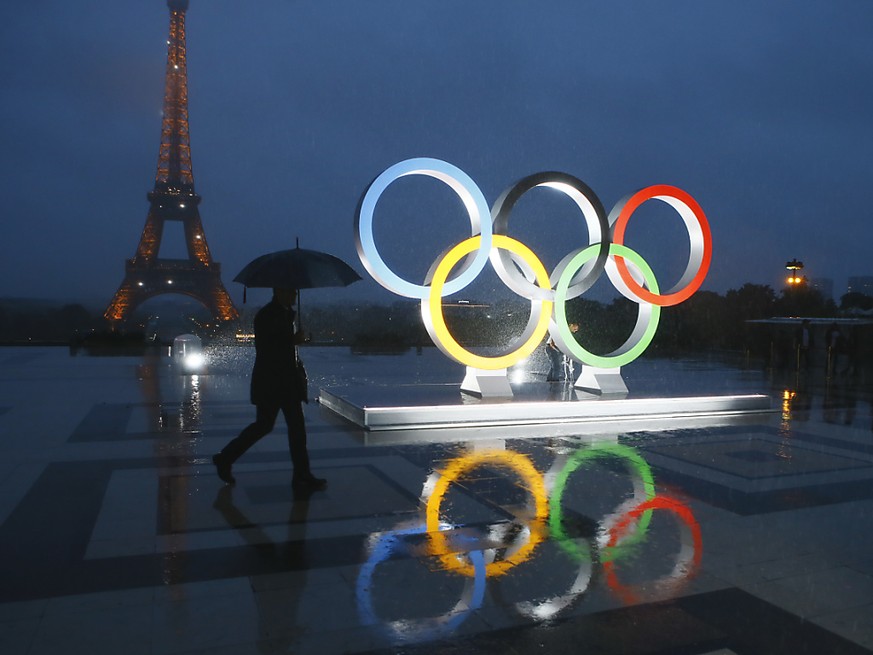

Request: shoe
left=292, top=474, right=327, bottom=491
left=212, top=454, right=235, bottom=485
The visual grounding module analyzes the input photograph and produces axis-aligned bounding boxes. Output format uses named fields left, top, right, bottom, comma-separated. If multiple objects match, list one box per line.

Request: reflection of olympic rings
left=421, top=444, right=700, bottom=606
left=602, top=495, right=703, bottom=605
left=356, top=443, right=703, bottom=642
left=356, top=523, right=486, bottom=641
left=548, top=442, right=656, bottom=563
left=492, top=536, right=596, bottom=622
left=425, top=449, right=549, bottom=577
left=357, top=158, right=711, bottom=371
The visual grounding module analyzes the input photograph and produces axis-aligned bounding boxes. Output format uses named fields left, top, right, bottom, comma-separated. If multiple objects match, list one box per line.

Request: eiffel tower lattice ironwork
left=105, top=0, right=238, bottom=324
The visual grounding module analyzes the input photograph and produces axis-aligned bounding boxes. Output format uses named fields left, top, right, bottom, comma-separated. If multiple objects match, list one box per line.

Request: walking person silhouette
left=213, top=287, right=326, bottom=491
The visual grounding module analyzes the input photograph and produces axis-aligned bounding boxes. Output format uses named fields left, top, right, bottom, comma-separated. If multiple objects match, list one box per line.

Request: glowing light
left=183, top=353, right=205, bottom=371
left=509, top=365, right=528, bottom=384
left=781, top=388, right=796, bottom=423
left=785, top=259, right=805, bottom=286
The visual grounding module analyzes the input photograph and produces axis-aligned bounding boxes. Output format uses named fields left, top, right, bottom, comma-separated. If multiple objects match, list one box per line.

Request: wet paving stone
left=1, top=346, right=872, bottom=654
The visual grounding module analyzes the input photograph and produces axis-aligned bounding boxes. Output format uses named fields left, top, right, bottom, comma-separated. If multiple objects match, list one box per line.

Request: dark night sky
left=2, top=0, right=872, bottom=310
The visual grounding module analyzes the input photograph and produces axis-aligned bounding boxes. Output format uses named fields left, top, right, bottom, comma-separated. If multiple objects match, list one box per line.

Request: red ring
left=611, top=185, right=711, bottom=306
left=602, top=496, right=702, bottom=605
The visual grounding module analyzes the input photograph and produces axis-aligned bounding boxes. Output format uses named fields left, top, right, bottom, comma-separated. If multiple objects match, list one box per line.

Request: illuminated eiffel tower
left=105, top=0, right=238, bottom=325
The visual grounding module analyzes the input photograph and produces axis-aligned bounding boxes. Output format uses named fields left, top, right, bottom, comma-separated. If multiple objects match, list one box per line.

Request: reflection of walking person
left=213, top=287, right=326, bottom=491
left=826, top=322, right=842, bottom=375
left=797, top=319, right=813, bottom=370
left=212, top=485, right=310, bottom=652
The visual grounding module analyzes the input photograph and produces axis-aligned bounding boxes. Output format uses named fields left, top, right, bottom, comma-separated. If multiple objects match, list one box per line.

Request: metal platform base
left=317, top=382, right=774, bottom=436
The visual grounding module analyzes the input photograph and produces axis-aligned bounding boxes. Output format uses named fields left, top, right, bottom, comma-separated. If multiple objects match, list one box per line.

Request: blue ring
left=356, top=523, right=486, bottom=639
left=355, top=158, right=493, bottom=299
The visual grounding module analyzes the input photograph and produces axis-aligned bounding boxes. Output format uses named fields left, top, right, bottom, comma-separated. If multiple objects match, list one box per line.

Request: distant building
left=847, top=276, right=873, bottom=297
left=809, top=277, right=833, bottom=300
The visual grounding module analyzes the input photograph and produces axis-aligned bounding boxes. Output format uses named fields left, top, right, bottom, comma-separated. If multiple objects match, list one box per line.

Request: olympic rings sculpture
left=356, top=442, right=701, bottom=638
left=356, top=158, right=711, bottom=374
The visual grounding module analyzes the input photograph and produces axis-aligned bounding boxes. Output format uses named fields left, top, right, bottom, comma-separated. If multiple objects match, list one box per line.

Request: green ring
left=549, top=443, right=656, bottom=563
left=554, top=243, right=661, bottom=368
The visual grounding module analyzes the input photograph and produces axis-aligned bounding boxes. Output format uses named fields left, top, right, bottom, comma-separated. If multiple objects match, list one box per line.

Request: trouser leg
left=547, top=352, right=562, bottom=381
left=281, top=402, right=311, bottom=478
left=220, top=405, right=280, bottom=464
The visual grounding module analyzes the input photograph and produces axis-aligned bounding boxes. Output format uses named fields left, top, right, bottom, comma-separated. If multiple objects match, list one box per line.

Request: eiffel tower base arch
left=105, top=262, right=238, bottom=325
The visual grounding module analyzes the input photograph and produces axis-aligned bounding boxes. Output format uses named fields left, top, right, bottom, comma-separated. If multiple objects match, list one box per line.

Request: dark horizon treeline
left=2, top=284, right=872, bottom=356
left=302, top=283, right=871, bottom=355
left=0, top=301, right=95, bottom=343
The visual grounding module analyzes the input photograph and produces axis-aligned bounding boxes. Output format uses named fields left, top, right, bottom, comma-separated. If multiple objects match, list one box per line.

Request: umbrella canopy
left=233, top=247, right=362, bottom=290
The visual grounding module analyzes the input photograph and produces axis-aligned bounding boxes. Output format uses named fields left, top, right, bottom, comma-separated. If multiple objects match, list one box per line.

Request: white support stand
left=574, top=365, right=628, bottom=396
left=461, top=367, right=513, bottom=398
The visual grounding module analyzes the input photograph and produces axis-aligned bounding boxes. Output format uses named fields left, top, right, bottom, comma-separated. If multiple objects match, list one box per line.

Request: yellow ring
left=425, top=235, right=553, bottom=370
left=425, top=450, right=548, bottom=577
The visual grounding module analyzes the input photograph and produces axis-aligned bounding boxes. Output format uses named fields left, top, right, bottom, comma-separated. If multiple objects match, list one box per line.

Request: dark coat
left=250, top=300, right=304, bottom=406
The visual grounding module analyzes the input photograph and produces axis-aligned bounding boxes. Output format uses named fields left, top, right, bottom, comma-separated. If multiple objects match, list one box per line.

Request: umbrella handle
left=296, top=289, right=303, bottom=336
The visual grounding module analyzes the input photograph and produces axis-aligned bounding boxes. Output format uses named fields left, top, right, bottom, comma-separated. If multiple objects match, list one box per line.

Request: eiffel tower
left=105, top=0, right=238, bottom=325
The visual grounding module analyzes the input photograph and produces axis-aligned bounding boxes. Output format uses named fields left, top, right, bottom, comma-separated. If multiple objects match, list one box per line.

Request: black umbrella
left=233, top=246, right=362, bottom=333
left=233, top=247, right=361, bottom=290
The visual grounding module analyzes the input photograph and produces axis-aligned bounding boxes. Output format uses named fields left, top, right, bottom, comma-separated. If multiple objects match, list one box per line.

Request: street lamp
left=785, top=258, right=805, bottom=286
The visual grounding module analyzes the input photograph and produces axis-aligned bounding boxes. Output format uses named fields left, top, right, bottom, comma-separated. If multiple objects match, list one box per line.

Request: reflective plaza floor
left=1, top=345, right=873, bottom=655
